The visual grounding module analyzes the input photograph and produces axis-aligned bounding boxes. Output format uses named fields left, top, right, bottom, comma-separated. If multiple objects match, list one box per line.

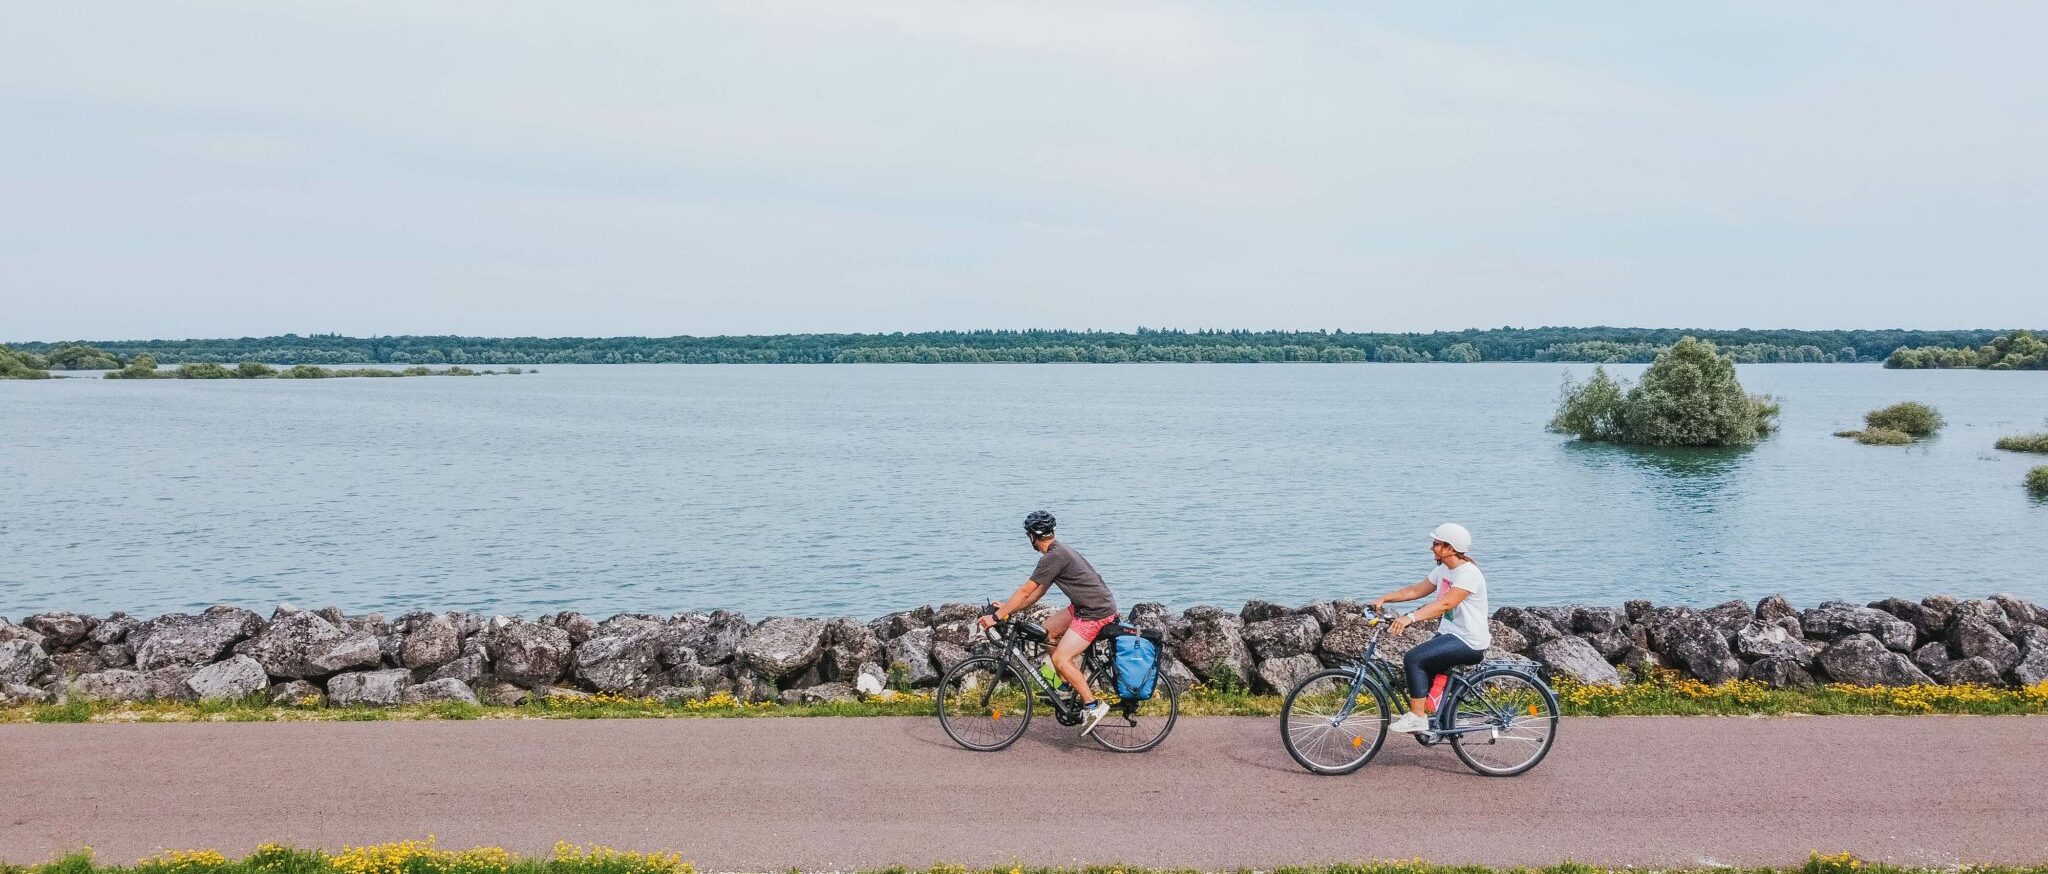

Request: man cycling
left=1369, top=522, right=1490, bottom=734
left=978, top=510, right=1119, bottom=735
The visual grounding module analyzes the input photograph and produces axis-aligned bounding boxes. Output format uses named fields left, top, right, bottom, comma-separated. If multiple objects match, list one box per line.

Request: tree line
left=5, top=327, right=2028, bottom=367
left=1883, top=330, right=2048, bottom=370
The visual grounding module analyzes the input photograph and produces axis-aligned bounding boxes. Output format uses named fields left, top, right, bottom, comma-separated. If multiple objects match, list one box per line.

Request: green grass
left=1, top=847, right=2042, bottom=874
left=6, top=674, right=2046, bottom=724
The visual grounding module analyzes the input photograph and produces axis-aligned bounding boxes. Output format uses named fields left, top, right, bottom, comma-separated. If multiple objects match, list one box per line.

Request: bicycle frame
left=974, top=621, right=1113, bottom=722
left=1327, top=611, right=1531, bottom=740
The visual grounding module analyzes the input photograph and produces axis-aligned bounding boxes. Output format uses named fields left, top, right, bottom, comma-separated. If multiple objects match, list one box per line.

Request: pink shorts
left=1064, top=606, right=1119, bottom=644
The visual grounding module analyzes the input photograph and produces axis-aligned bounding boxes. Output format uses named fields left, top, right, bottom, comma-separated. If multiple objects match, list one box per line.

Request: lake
left=4, top=364, right=2045, bottom=619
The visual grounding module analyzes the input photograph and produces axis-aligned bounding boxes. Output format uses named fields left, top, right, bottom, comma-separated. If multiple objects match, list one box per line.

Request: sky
left=3, top=1, right=2045, bottom=341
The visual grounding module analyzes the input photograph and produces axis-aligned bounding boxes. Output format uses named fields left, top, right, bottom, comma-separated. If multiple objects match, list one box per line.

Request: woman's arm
left=1391, top=587, right=1469, bottom=635
left=1371, top=579, right=1436, bottom=610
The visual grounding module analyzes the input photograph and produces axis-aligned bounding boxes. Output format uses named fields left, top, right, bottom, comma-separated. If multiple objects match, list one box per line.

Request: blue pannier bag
left=1113, top=624, right=1161, bottom=701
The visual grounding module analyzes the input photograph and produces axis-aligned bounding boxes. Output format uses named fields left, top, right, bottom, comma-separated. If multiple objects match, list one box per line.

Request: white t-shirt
left=1428, top=561, right=1490, bottom=650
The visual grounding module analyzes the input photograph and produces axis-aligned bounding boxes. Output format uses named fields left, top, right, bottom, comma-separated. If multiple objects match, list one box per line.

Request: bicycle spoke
left=1448, top=671, right=1557, bottom=776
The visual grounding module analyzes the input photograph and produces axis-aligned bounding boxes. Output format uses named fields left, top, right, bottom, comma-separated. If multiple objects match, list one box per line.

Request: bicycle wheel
left=1084, top=661, right=1178, bottom=752
left=1280, top=668, right=1390, bottom=775
left=1445, top=668, right=1559, bottom=777
left=936, top=655, right=1034, bottom=751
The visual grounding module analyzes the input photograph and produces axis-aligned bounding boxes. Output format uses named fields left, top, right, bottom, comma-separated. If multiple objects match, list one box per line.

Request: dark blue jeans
left=1404, top=633, right=1484, bottom=698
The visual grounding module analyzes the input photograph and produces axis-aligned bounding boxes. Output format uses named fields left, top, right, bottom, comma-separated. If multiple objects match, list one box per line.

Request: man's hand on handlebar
left=977, top=601, right=1002, bottom=629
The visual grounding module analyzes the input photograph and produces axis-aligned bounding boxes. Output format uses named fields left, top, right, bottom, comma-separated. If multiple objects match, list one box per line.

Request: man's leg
left=1051, top=628, right=1094, bottom=706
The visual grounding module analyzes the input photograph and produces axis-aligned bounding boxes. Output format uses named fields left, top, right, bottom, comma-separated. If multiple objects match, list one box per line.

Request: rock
left=1655, top=613, right=1743, bottom=684
left=1950, top=600, right=2014, bottom=637
left=1, top=683, right=52, bottom=705
left=132, top=607, right=263, bottom=670
left=1572, top=606, right=1626, bottom=634
left=1254, top=653, right=1325, bottom=694
left=854, top=663, right=887, bottom=697
left=1917, top=595, right=1959, bottom=639
left=24, top=612, right=95, bottom=647
left=683, top=611, right=750, bottom=664
left=1488, top=620, right=1529, bottom=655
left=1624, top=599, right=1654, bottom=623
left=1239, top=600, right=1292, bottom=623
left=1912, top=643, right=1953, bottom=678
left=1583, top=627, right=1632, bottom=662
left=400, top=678, right=479, bottom=704
left=649, top=685, right=706, bottom=703
left=821, top=621, right=884, bottom=682
left=100, top=642, right=135, bottom=668
left=732, top=669, right=776, bottom=702
left=1702, top=600, right=1754, bottom=637
left=69, top=669, right=149, bottom=702
left=929, top=620, right=975, bottom=650
left=482, top=617, right=573, bottom=686
left=268, top=679, right=322, bottom=706
left=1733, top=620, right=1811, bottom=665
left=794, top=682, right=860, bottom=704
left=931, top=641, right=974, bottom=675
left=1933, top=657, right=2003, bottom=687
left=141, top=666, right=198, bottom=702
left=931, top=603, right=980, bottom=623
left=1799, top=604, right=1916, bottom=651
left=1173, top=607, right=1253, bottom=689
left=573, top=625, right=663, bottom=694
left=1816, top=634, right=1934, bottom=686
left=1315, top=617, right=1379, bottom=665
left=0, top=619, right=46, bottom=650
left=1990, top=593, right=2045, bottom=629
left=655, top=613, right=711, bottom=666
left=1242, top=615, right=1321, bottom=660
left=1949, top=619, right=2021, bottom=674
left=1534, top=636, right=1621, bottom=686
left=476, top=680, right=532, bottom=706
left=2011, top=627, right=2048, bottom=686
left=1756, top=595, right=1797, bottom=623
left=52, top=649, right=108, bottom=678
left=1491, top=607, right=1563, bottom=644
left=541, top=685, right=592, bottom=702
left=425, top=654, right=485, bottom=687
left=184, top=655, right=269, bottom=701
left=1292, top=601, right=1341, bottom=632
left=1158, top=654, right=1198, bottom=693
left=1619, top=645, right=1663, bottom=677
left=549, top=612, right=599, bottom=645
left=401, top=614, right=462, bottom=669
left=233, top=611, right=380, bottom=679
left=327, top=669, right=412, bottom=706
left=1868, top=598, right=1933, bottom=645
left=89, top=614, right=138, bottom=646
left=0, top=639, right=53, bottom=686
left=868, top=607, right=934, bottom=640
left=884, top=627, right=938, bottom=687
left=735, top=617, right=827, bottom=680
left=1745, top=657, right=1814, bottom=689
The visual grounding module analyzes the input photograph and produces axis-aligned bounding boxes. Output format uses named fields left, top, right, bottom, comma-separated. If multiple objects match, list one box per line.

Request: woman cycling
left=1369, top=522, right=1490, bottom=734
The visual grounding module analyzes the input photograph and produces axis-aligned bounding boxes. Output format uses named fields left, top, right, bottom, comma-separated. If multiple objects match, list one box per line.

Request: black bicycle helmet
left=1023, top=510, right=1057, bottom=539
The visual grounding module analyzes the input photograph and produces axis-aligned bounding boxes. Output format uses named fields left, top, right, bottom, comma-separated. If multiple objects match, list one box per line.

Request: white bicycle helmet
left=1430, top=522, right=1473, bottom=553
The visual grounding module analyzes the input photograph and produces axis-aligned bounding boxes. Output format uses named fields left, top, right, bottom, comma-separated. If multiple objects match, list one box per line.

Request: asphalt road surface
left=4, top=716, right=2044, bottom=869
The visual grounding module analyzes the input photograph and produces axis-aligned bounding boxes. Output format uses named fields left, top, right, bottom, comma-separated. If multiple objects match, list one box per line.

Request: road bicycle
left=1280, top=606, right=1559, bottom=777
left=935, top=605, right=1178, bottom=753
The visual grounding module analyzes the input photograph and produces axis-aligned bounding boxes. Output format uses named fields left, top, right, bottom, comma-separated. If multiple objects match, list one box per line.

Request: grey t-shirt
left=1031, top=540, right=1117, bottom=621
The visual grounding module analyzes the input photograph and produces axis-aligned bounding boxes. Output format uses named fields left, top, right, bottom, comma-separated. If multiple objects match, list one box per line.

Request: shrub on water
left=1863, top=401, right=1943, bottom=437
left=235, top=361, right=278, bottom=378
left=0, top=345, right=53, bottom=379
left=2029, top=466, right=2048, bottom=497
left=44, top=343, right=121, bottom=370
left=279, top=364, right=333, bottom=379
left=176, top=362, right=233, bottom=379
left=1549, top=337, right=1777, bottom=447
left=1836, top=427, right=1914, bottom=446
left=104, top=354, right=163, bottom=379
left=1995, top=433, right=2048, bottom=454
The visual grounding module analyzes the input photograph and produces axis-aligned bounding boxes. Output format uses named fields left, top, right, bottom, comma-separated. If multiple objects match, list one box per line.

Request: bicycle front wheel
left=1446, top=668, right=1559, bottom=777
left=1280, top=668, right=1390, bottom=775
left=935, top=655, right=1034, bottom=751
left=1085, top=664, right=1178, bottom=753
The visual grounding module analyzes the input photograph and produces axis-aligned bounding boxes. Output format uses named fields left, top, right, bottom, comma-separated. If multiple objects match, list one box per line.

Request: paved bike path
left=3, top=716, right=2043, bottom=868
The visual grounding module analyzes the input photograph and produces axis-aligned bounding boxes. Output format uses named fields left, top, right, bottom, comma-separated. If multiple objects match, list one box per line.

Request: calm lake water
left=4, top=364, right=2046, bottom=619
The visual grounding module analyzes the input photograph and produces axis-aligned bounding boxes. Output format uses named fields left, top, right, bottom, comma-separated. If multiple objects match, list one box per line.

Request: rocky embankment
left=3, top=595, right=2046, bottom=708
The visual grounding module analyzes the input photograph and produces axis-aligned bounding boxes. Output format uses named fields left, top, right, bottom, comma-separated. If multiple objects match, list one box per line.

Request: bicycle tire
left=1445, top=668, right=1559, bottom=777
left=1280, top=667, right=1391, bottom=775
left=1084, top=663, right=1178, bottom=753
left=935, top=655, right=1035, bottom=751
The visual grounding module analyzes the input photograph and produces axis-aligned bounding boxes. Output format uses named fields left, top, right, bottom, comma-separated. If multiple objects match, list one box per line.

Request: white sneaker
left=1078, top=701, right=1111, bottom=735
left=1388, top=712, right=1430, bottom=734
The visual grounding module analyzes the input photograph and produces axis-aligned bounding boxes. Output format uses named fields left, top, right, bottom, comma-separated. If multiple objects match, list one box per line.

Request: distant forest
left=5, top=328, right=2027, bottom=366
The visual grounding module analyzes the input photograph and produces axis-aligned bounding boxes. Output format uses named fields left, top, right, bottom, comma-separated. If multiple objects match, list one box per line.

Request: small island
left=1, top=345, right=528, bottom=380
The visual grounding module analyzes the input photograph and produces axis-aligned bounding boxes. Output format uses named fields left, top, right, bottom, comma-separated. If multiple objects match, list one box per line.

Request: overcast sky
left=3, top=2, right=2044, bottom=341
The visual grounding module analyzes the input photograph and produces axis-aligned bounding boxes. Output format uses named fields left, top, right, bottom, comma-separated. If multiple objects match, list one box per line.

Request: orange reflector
left=993, top=709, right=1003, bottom=720
left=1528, top=705, right=1539, bottom=716
left=1352, top=735, right=1364, bottom=749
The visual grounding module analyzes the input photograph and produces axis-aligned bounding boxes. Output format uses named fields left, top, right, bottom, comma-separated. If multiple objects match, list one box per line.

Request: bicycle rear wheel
left=936, top=655, right=1034, bottom=751
left=1446, top=668, right=1559, bottom=777
left=1280, top=668, right=1390, bottom=775
left=1085, top=661, right=1178, bottom=752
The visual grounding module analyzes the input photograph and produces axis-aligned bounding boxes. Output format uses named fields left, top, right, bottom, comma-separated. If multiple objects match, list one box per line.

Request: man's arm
left=991, top=580, right=1050, bottom=621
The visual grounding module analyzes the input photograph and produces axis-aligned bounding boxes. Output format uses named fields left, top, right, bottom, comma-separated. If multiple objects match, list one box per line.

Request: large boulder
left=1932, top=657, right=2003, bottom=687
left=868, top=606, right=935, bottom=640
left=428, top=653, right=489, bottom=685
left=2011, top=626, right=2048, bottom=686
left=1868, top=598, right=1935, bottom=646
left=1916, top=595, right=1960, bottom=640
left=132, top=607, right=263, bottom=670
left=573, top=625, right=664, bottom=694
left=1912, top=643, right=1953, bottom=679
left=1534, top=636, right=1621, bottom=686
left=1702, top=600, right=1754, bottom=638
left=327, top=669, right=411, bottom=706
left=1950, top=600, right=2014, bottom=637
left=930, top=641, right=974, bottom=675
left=1157, top=654, right=1198, bottom=694
left=24, top=612, right=96, bottom=648
left=1582, top=627, right=1633, bottom=662
left=1254, top=653, right=1325, bottom=694
left=1487, top=620, right=1529, bottom=655
left=548, top=612, right=599, bottom=645
left=185, top=655, right=269, bottom=701
left=735, top=617, right=828, bottom=680
left=1491, top=607, right=1563, bottom=644
left=1745, top=657, right=1815, bottom=689
left=1948, top=619, right=2021, bottom=675
left=401, top=614, right=463, bottom=669
left=1572, top=606, right=1626, bottom=634
left=400, top=677, right=479, bottom=704
left=89, top=614, right=139, bottom=646
left=656, top=613, right=711, bottom=666
left=268, top=680, right=322, bottom=706
left=1239, top=600, right=1292, bottom=623
left=682, top=611, right=750, bottom=665
left=1655, top=613, right=1744, bottom=684
left=0, top=683, right=52, bottom=705
left=883, top=627, right=938, bottom=687
left=1733, top=620, right=1811, bottom=665
left=53, top=649, right=108, bottom=677
left=1756, top=594, right=1798, bottom=624
left=1173, top=607, right=1253, bottom=689
left=233, top=611, right=381, bottom=678
left=481, top=617, right=573, bottom=686
left=1799, top=604, right=1915, bottom=651
left=0, top=638, right=53, bottom=686
left=142, top=666, right=199, bottom=702
left=1816, top=634, right=1934, bottom=686
left=1242, top=615, right=1321, bottom=661
left=1990, top=593, right=2045, bottom=629
left=69, top=669, right=149, bottom=702
left=1125, top=602, right=1174, bottom=637
left=820, top=619, right=884, bottom=682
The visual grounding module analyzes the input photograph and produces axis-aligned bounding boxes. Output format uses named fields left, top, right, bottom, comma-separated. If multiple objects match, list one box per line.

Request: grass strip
left=5, top=675, right=2047, bottom=724
left=2, top=844, right=2043, bottom=874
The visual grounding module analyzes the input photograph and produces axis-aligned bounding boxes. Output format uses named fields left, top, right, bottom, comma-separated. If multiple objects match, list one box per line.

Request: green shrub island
left=1995, top=432, right=2048, bottom=453
left=42, top=343, right=121, bottom=370
left=2030, top=466, right=2048, bottom=497
left=1835, top=401, right=1944, bottom=445
left=0, top=344, right=53, bottom=379
left=1886, top=329, right=2048, bottom=370
left=1549, top=336, right=1780, bottom=446
left=101, top=356, right=525, bottom=379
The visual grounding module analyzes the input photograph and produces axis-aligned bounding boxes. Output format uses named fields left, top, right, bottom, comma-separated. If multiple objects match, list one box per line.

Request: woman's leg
left=1402, top=635, right=1485, bottom=716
